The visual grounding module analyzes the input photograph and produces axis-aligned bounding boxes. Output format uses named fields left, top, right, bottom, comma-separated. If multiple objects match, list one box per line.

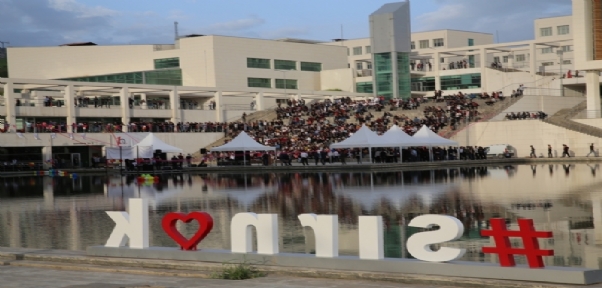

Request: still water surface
left=1, top=164, right=601, bottom=268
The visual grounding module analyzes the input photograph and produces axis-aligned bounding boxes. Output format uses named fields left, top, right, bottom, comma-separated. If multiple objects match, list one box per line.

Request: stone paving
left=0, top=266, right=459, bottom=288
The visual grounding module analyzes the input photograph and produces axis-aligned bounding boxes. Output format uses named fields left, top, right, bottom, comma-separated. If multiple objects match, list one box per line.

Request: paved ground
left=0, top=266, right=458, bottom=288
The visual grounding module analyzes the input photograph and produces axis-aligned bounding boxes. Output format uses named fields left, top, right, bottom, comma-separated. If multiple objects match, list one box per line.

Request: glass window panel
left=275, top=79, right=297, bottom=89
left=540, top=27, right=552, bottom=37
left=300, top=62, right=322, bottom=71
left=356, top=82, right=373, bottom=93
left=440, top=73, right=481, bottom=90
left=542, top=47, right=554, bottom=54
left=411, top=77, right=435, bottom=92
left=154, top=57, right=180, bottom=69
left=557, top=25, right=569, bottom=35
left=411, top=42, right=415, bottom=50
left=353, top=47, right=362, bottom=55
left=516, top=54, right=526, bottom=62
left=468, top=39, right=474, bottom=46
left=374, top=53, right=392, bottom=98
left=274, top=60, right=296, bottom=70
left=397, top=52, right=411, bottom=99
left=433, top=38, right=444, bottom=47
left=365, top=46, right=371, bottom=54
left=419, top=40, right=429, bottom=49
left=248, top=77, right=271, bottom=88
left=247, top=58, right=271, bottom=69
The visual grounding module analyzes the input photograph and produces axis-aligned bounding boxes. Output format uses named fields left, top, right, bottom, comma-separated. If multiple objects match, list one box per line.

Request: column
left=479, top=48, right=488, bottom=92
left=255, top=92, right=265, bottom=111
left=434, top=53, right=441, bottom=91
left=140, top=93, right=147, bottom=110
left=214, top=90, right=223, bottom=122
left=529, top=43, right=537, bottom=76
left=169, top=87, right=180, bottom=124
left=4, top=81, right=15, bottom=132
left=42, top=146, right=52, bottom=169
left=64, top=85, right=76, bottom=132
left=586, top=71, right=602, bottom=118
left=120, top=87, right=131, bottom=131
left=43, top=177, right=54, bottom=209
left=591, top=194, right=602, bottom=244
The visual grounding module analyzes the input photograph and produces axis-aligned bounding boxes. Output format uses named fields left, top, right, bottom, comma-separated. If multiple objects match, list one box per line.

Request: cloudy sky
left=0, top=0, right=572, bottom=47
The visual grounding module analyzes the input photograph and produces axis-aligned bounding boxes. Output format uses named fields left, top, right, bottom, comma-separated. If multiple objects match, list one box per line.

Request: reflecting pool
left=1, top=164, right=601, bottom=268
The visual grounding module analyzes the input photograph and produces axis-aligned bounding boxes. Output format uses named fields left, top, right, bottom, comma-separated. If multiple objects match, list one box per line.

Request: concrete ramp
left=490, top=96, right=585, bottom=121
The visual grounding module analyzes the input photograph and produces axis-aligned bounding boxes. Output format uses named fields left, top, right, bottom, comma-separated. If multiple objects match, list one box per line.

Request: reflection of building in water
left=2, top=165, right=602, bottom=267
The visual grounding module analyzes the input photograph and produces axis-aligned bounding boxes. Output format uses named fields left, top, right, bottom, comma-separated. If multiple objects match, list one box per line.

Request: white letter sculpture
left=230, top=213, right=279, bottom=255
left=105, top=198, right=149, bottom=249
left=358, top=216, right=384, bottom=260
left=406, top=215, right=466, bottom=262
left=298, top=214, right=338, bottom=258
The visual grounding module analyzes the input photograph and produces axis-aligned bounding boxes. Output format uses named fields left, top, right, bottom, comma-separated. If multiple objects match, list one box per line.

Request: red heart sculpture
left=162, top=212, right=214, bottom=251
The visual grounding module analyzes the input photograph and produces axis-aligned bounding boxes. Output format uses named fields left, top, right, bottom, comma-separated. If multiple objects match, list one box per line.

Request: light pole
left=557, top=50, right=565, bottom=97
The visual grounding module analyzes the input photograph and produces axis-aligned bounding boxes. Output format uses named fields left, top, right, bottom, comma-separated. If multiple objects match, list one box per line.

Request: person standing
left=529, top=145, right=536, bottom=158
left=587, top=143, right=596, bottom=157
left=548, top=144, right=553, bottom=158
left=300, top=150, right=309, bottom=166
left=562, top=144, right=571, bottom=157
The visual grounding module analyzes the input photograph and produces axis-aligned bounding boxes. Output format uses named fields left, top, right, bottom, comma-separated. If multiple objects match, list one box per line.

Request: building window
left=153, top=57, right=180, bottom=69
left=440, top=57, right=445, bottom=63
left=247, top=58, right=271, bottom=69
left=468, top=39, right=474, bottom=46
left=274, top=59, right=296, bottom=70
left=367, top=62, right=372, bottom=69
left=410, top=77, right=435, bottom=92
left=411, top=41, right=415, bottom=50
left=557, top=25, right=569, bottom=35
left=541, top=62, right=554, bottom=66
left=433, top=38, right=444, bottom=47
left=541, top=47, right=554, bottom=54
left=356, top=82, right=373, bottom=93
left=300, top=62, right=322, bottom=71
left=440, top=73, right=481, bottom=90
left=516, top=54, right=526, bottom=62
left=563, top=60, right=572, bottom=64
left=353, top=46, right=362, bottom=55
left=540, top=27, right=552, bottom=37
left=144, top=69, right=182, bottom=85
left=347, top=48, right=350, bottom=56
left=365, top=46, right=371, bottom=54
left=503, top=56, right=508, bottom=63
left=419, top=40, right=429, bottom=49
left=247, top=77, right=271, bottom=88
left=562, top=45, right=573, bottom=52
left=356, top=62, right=363, bottom=70
left=275, top=79, right=297, bottom=89
left=494, top=56, right=500, bottom=63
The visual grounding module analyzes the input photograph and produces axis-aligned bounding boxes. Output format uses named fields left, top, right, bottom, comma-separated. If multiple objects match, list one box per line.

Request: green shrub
left=211, top=261, right=266, bottom=280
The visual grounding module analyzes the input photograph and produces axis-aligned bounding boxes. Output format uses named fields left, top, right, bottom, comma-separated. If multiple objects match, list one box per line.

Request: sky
left=0, top=0, right=572, bottom=47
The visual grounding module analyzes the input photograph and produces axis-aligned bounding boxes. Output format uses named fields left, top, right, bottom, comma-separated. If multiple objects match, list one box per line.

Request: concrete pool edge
left=85, top=246, right=602, bottom=285
left=3, top=157, right=602, bottom=177
left=0, top=247, right=599, bottom=287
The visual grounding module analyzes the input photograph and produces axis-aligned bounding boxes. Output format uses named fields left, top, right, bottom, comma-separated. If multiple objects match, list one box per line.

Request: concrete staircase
left=438, top=96, right=524, bottom=138
left=542, top=101, right=602, bottom=138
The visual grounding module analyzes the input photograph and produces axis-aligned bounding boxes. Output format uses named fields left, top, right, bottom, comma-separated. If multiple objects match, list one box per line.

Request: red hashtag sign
left=481, top=218, right=554, bottom=268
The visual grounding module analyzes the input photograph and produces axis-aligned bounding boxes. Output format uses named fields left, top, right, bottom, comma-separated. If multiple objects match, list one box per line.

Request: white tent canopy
left=412, top=125, right=458, bottom=146
left=381, top=125, right=430, bottom=147
left=134, top=133, right=183, bottom=153
left=330, top=124, right=382, bottom=149
left=211, top=132, right=276, bottom=151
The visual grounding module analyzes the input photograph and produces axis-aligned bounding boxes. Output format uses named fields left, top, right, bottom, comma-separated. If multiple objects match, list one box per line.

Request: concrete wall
left=451, top=120, right=601, bottom=157
left=0, top=132, right=224, bottom=155
left=490, top=96, right=585, bottom=121
left=212, top=36, right=348, bottom=91
left=320, top=68, right=355, bottom=92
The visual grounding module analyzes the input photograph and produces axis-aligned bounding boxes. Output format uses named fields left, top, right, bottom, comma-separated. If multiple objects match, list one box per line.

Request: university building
left=0, top=0, right=601, bottom=166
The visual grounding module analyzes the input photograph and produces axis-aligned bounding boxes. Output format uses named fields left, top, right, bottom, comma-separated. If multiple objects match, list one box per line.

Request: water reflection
left=0, top=164, right=602, bottom=268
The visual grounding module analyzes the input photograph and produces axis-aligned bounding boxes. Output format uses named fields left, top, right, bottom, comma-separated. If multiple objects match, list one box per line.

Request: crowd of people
left=505, top=111, right=548, bottom=120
